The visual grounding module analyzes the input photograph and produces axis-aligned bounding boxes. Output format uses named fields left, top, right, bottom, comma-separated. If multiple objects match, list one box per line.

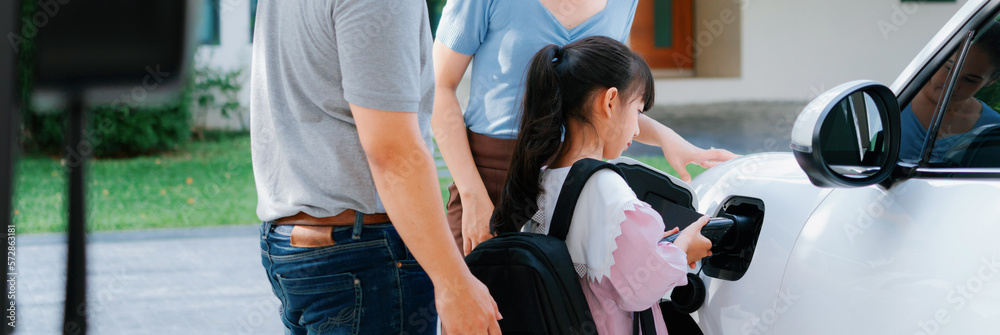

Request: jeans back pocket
left=277, top=272, right=362, bottom=335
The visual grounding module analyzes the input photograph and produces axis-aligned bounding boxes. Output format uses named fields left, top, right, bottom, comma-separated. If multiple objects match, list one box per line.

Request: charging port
left=702, top=197, right=765, bottom=281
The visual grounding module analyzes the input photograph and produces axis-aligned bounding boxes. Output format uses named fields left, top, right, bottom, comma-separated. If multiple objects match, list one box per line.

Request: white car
left=681, top=0, right=1000, bottom=334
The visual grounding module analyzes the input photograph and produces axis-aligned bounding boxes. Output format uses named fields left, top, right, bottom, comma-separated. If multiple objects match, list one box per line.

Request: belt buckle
left=290, top=225, right=336, bottom=248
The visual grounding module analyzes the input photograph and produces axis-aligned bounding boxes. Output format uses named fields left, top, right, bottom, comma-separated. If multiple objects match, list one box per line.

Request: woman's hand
left=672, top=216, right=713, bottom=269
left=661, top=142, right=739, bottom=183
left=635, top=115, right=739, bottom=182
left=432, top=40, right=494, bottom=256
left=462, top=191, right=496, bottom=255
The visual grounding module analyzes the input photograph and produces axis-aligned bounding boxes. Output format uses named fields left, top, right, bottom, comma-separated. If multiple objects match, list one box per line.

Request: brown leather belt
left=274, top=210, right=391, bottom=226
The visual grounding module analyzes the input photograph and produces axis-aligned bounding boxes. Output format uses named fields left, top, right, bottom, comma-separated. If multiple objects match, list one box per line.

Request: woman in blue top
left=433, top=0, right=738, bottom=254
left=900, top=21, right=1000, bottom=163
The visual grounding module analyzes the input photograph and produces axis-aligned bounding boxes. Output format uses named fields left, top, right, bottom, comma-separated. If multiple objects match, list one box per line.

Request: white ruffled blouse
left=521, top=166, right=691, bottom=334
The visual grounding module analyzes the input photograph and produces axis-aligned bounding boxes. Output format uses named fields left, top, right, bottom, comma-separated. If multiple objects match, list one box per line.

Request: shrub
left=192, top=66, right=246, bottom=137
left=427, top=0, right=445, bottom=36
left=975, top=81, right=1000, bottom=112
left=16, top=0, right=36, bottom=149
left=22, top=87, right=193, bottom=158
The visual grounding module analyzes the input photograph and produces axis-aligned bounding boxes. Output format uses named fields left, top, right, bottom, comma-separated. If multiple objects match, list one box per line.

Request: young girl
left=492, top=36, right=714, bottom=334
left=433, top=0, right=738, bottom=255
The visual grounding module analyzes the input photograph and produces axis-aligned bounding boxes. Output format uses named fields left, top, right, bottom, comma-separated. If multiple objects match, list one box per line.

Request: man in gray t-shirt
left=252, top=2, right=500, bottom=334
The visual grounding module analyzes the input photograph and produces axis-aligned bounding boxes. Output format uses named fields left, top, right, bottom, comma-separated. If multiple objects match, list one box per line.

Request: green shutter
left=199, top=0, right=220, bottom=45
left=654, top=0, right=673, bottom=48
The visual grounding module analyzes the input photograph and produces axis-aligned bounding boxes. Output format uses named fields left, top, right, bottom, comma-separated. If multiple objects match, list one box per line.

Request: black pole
left=63, top=92, right=87, bottom=335
left=921, top=31, right=976, bottom=165
left=1, top=0, right=23, bottom=334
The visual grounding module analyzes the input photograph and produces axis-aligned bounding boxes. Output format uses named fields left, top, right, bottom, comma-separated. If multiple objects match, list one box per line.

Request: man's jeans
left=260, top=218, right=437, bottom=335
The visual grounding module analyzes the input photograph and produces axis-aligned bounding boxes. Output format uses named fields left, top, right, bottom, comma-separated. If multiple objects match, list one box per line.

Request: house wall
left=196, top=0, right=253, bottom=130
left=655, top=0, right=968, bottom=104
left=693, top=0, right=741, bottom=78
left=200, top=0, right=970, bottom=128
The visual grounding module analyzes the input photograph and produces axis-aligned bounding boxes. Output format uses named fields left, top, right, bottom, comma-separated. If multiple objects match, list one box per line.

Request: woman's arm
left=635, top=114, right=738, bottom=182
left=431, top=40, right=495, bottom=255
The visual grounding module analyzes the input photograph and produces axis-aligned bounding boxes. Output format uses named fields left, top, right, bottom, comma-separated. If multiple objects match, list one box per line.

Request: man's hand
left=462, top=192, right=495, bottom=255
left=352, top=103, right=501, bottom=334
left=437, top=272, right=503, bottom=335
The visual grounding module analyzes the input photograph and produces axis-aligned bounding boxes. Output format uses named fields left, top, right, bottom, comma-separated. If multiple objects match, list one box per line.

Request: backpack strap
left=632, top=309, right=658, bottom=335
left=549, top=158, right=625, bottom=241
left=549, top=158, right=657, bottom=335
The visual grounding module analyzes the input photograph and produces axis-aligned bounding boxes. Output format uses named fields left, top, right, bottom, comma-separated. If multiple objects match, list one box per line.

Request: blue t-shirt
left=899, top=101, right=1000, bottom=162
left=436, top=0, right=638, bottom=139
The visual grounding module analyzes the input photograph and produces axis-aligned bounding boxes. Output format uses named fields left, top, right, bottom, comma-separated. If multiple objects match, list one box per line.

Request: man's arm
left=352, top=104, right=501, bottom=334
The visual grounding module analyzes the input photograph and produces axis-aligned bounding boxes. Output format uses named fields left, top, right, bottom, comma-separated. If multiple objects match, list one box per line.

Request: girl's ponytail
left=492, top=44, right=566, bottom=233
left=491, top=36, right=654, bottom=234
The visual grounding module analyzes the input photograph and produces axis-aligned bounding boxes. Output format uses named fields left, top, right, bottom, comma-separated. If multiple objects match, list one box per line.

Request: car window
left=899, top=17, right=1000, bottom=168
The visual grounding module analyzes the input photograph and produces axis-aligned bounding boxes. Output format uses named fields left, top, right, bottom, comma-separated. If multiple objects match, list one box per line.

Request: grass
left=14, top=132, right=258, bottom=234
left=13, top=134, right=703, bottom=234
left=620, top=155, right=708, bottom=181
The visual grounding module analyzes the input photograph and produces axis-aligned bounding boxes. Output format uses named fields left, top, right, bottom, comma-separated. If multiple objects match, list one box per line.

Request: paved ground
left=629, top=101, right=807, bottom=156
left=18, top=225, right=284, bottom=335
left=13, top=101, right=806, bottom=334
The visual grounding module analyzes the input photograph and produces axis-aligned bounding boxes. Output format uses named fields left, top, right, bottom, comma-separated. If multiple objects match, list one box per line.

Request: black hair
left=491, top=36, right=655, bottom=234
left=974, top=20, right=1000, bottom=80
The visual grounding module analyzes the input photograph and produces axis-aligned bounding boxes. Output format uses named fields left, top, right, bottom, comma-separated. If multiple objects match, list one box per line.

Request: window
left=199, top=0, right=221, bottom=45
left=902, top=16, right=1000, bottom=168
left=250, top=0, right=258, bottom=42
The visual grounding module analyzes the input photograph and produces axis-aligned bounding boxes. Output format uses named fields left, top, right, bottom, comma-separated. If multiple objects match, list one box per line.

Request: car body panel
left=690, top=153, right=832, bottom=335
left=692, top=153, right=1000, bottom=335
left=771, top=179, right=1000, bottom=334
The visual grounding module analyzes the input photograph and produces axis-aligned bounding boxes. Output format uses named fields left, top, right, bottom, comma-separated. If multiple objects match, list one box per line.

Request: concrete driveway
left=18, top=225, right=283, bottom=335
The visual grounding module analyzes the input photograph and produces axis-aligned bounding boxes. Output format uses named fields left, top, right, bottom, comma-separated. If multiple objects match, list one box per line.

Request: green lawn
left=14, top=133, right=258, bottom=234
left=13, top=133, right=703, bottom=234
left=620, top=156, right=708, bottom=181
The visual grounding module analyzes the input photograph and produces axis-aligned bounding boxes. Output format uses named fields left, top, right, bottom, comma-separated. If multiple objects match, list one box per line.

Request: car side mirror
left=791, top=81, right=901, bottom=187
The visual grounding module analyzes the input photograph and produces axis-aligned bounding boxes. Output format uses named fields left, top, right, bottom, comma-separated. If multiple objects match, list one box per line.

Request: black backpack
left=465, top=158, right=659, bottom=334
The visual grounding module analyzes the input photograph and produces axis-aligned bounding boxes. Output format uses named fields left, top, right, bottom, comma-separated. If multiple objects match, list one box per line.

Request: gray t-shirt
left=250, top=0, right=435, bottom=221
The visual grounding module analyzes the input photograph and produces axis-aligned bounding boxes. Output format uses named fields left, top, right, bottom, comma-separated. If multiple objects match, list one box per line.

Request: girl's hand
left=672, top=216, right=714, bottom=269
left=661, top=227, right=680, bottom=239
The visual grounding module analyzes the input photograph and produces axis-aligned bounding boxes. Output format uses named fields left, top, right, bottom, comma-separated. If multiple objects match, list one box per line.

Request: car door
left=771, top=7, right=1000, bottom=334
left=770, top=179, right=1000, bottom=334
